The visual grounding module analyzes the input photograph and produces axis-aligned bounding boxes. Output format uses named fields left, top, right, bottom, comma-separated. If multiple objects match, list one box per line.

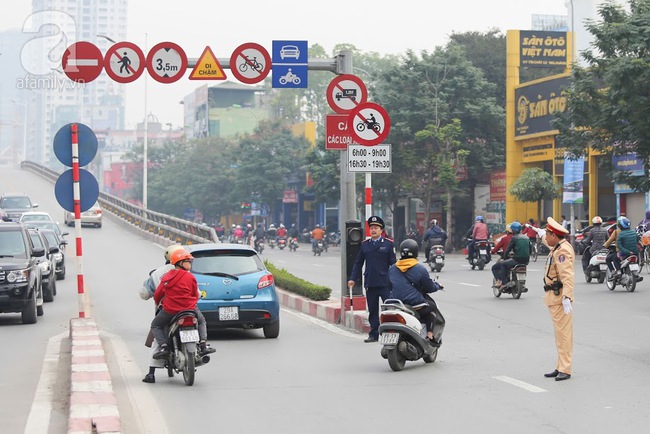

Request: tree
left=509, top=168, right=562, bottom=223
left=554, top=0, right=650, bottom=191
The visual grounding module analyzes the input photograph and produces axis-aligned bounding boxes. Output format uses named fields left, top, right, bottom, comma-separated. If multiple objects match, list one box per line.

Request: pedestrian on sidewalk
left=347, top=216, right=396, bottom=343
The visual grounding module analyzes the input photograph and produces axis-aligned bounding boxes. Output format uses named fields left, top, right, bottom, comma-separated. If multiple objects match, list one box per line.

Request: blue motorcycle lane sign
left=272, top=40, right=308, bottom=89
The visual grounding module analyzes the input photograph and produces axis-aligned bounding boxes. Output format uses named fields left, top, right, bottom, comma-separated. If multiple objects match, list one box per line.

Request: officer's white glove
left=525, top=223, right=531, bottom=228
left=562, top=297, right=572, bottom=314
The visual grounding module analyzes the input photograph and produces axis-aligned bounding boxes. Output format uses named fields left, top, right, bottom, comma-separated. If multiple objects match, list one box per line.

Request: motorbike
left=492, top=259, right=528, bottom=299
left=427, top=240, right=445, bottom=273
left=327, top=231, right=341, bottom=247
left=255, top=239, right=265, bottom=254
left=277, top=236, right=287, bottom=250
left=158, top=310, right=211, bottom=386
left=605, top=253, right=641, bottom=292
left=289, top=237, right=299, bottom=252
left=267, top=237, right=276, bottom=249
left=584, top=248, right=609, bottom=284
left=279, top=70, right=301, bottom=85
left=467, top=238, right=491, bottom=270
left=312, top=239, right=325, bottom=256
left=233, top=236, right=244, bottom=244
left=378, top=295, right=445, bottom=372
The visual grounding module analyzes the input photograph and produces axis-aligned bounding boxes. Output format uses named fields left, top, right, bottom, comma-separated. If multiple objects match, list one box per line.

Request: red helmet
left=170, top=249, right=193, bottom=266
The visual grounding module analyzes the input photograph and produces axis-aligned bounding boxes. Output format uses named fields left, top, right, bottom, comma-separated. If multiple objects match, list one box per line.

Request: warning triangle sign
left=189, top=46, right=227, bottom=80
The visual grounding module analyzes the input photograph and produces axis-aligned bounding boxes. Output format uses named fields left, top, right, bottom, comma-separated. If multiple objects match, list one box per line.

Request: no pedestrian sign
left=104, top=41, right=145, bottom=83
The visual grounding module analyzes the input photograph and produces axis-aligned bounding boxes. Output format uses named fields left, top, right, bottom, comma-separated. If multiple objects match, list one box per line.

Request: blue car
left=186, top=243, right=280, bottom=338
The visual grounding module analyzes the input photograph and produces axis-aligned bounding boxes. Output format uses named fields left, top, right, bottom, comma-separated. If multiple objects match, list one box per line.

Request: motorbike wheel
left=585, top=270, right=592, bottom=283
left=423, top=348, right=438, bottom=363
left=492, top=282, right=501, bottom=298
left=625, top=270, right=636, bottom=292
left=511, top=283, right=522, bottom=299
left=435, top=265, right=443, bottom=273
left=387, top=348, right=406, bottom=372
left=645, top=249, right=650, bottom=275
left=182, top=345, right=196, bottom=386
left=478, top=260, right=485, bottom=271
left=167, top=365, right=174, bottom=378
left=605, top=269, right=616, bottom=291
left=597, top=273, right=606, bottom=284
left=532, top=247, right=538, bottom=262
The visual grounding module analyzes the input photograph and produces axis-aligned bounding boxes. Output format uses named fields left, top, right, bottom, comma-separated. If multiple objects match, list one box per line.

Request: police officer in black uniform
left=348, top=216, right=397, bottom=343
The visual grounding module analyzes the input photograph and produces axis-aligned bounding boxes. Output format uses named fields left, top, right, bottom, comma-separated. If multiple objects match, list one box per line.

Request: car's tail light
left=258, top=274, right=274, bottom=289
left=94, top=209, right=102, bottom=215
left=380, top=313, right=406, bottom=324
left=177, top=316, right=197, bottom=326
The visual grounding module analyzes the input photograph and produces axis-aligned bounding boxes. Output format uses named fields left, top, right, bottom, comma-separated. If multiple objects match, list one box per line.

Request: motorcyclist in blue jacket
left=388, top=239, right=442, bottom=344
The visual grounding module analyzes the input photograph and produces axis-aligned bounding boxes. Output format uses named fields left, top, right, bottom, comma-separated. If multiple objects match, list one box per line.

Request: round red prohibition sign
left=327, top=74, right=367, bottom=114
left=348, top=102, right=391, bottom=146
left=104, top=41, right=145, bottom=83
left=230, top=42, right=271, bottom=84
left=146, top=42, right=188, bottom=83
left=62, top=41, right=104, bottom=83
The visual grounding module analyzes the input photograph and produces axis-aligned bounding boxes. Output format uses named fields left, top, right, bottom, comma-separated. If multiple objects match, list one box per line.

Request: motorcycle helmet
left=475, top=215, right=484, bottom=222
left=592, top=216, right=603, bottom=225
left=504, top=224, right=513, bottom=234
left=430, top=219, right=437, bottom=226
left=236, top=225, right=241, bottom=229
left=315, top=224, right=320, bottom=228
left=231, top=224, right=236, bottom=228
left=164, top=245, right=183, bottom=262
left=617, top=216, right=631, bottom=229
left=510, top=221, right=522, bottom=234
left=399, top=239, right=419, bottom=259
left=270, top=224, right=275, bottom=228
left=170, top=249, right=193, bottom=266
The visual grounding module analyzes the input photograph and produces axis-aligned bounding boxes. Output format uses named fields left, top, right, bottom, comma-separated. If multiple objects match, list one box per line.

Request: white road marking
left=493, top=375, right=547, bottom=393
left=103, top=331, right=170, bottom=434
left=281, top=307, right=365, bottom=340
left=458, top=282, right=481, bottom=287
left=24, top=331, right=66, bottom=434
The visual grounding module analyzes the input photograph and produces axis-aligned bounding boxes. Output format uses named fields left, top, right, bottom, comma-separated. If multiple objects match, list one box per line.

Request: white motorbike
left=427, top=241, right=445, bottom=273
left=605, top=253, right=641, bottom=292
left=378, top=296, right=445, bottom=372
left=584, top=248, right=609, bottom=284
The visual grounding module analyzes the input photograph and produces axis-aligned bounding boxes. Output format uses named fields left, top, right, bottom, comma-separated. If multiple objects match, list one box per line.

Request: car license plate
left=630, top=264, right=639, bottom=271
left=379, top=333, right=399, bottom=345
left=517, top=273, right=526, bottom=281
left=599, top=264, right=608, bottom=271
left=179, top=329, right=199, bottom=343
left=480, top=249, right=487, bottom=255
left=219, top=306, right=239, bottom=321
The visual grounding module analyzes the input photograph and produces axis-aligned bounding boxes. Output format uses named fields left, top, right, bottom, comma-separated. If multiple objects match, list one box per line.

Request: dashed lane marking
left=493, top=375, right=547, bottom=393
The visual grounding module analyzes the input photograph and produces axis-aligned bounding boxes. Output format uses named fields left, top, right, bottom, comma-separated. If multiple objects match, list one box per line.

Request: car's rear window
left=29, top=233, right=44, bottom=249
left=0, top=197, right=31, bottom=209
left=191, top=250, right=263, bottom=276
left=42, top=231, right=58, bottom=246
left=22, top=214, right=50, bottom=222
left=0, top=231, right=28, bottom=258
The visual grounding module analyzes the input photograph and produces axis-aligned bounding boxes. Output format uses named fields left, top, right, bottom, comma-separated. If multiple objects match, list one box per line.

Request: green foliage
left=265, top=260, right=331, bottom=301
left=509, top=168, right=562, bottom=221
left=554, top=0, right=650, bottom=191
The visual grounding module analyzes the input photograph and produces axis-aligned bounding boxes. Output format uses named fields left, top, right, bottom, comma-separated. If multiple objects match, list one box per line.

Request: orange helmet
left=170, top=249, right=193, bottom=266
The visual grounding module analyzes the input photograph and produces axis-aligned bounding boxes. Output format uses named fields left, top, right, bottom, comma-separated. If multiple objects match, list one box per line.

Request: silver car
left=64, top=202, right=102, bottom=228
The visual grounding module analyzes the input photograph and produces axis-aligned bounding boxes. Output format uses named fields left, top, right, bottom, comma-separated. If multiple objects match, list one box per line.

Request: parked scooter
left=605, top=253, right=641, bottom=292
left=158, top=310, right=211, bottom=386
left=584, top=248, right=609, bottom=284
left=492, top=260, right=528, bottom=299
left=378, top=296, right=445, bottom=372
left=467, top=238, right=491, bottom=270
left=427, top=242, right=445, bottom=273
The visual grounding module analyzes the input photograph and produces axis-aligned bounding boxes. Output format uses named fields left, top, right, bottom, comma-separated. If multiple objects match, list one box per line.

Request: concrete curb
left=68, top=318, right=122, bottom=434
left=276, top=288, right=371, bottom=335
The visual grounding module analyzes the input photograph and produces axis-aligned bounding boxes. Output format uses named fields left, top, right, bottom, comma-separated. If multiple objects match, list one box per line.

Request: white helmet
left=236, top=225, right=241, bottom=229
left=270, top=224, right=275, bottom=228
left=164, top=245, right=183, bottom=262
left=592, top=216, right=603, bottom=224
left=280, top=224, right=285, bottom=228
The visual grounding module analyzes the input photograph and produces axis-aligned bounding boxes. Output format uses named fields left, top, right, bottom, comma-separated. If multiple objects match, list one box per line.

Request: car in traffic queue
left=0, top=193, right=38, bottom=222
left=64, top=202, right=102, bottom=228
left=26, top=227, right=58, bottom=302
left=185, top=243, right=280, bottom=338
left=24, top=221, right=68, bottom=240
left=19, top=212, right=54, bottom=224
left=0, top=222, right=45, bottom=324
left=38, top=228, right=67, bottom=280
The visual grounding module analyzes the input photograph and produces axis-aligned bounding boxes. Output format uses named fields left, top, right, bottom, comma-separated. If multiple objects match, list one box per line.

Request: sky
left=0, top=0, right=570, bottom=129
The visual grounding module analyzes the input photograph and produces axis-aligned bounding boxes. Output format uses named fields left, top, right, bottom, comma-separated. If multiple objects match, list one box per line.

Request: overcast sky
left=1, top=0, right=569, bottom=129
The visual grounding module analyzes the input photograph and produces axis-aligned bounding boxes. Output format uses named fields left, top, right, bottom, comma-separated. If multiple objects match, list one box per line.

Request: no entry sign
left=62, top=42, right=104, bottom=83
left=326, top=74, right=367, bottom=114
left=104, top=41, right=145, bottom=83
left=146, top=42, right=188, bottom=83
left=348, top=102, right=391, bottom=146
left=230, top=42, right=271, bottom=84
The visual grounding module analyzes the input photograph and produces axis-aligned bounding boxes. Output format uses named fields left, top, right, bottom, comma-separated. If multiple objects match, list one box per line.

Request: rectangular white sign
left=347, top=144, right=391, bottom=173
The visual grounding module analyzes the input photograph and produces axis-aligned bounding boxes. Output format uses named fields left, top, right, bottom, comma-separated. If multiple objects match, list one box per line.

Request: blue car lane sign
left=272, top=40, right=308, bottom=88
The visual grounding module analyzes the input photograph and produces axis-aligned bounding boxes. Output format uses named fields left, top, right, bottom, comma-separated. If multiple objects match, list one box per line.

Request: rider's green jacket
left=504, top=233, right=530, bottom=264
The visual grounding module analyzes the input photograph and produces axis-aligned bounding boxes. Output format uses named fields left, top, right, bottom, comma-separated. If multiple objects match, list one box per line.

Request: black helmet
left=399, top=239, right=419, bottom=259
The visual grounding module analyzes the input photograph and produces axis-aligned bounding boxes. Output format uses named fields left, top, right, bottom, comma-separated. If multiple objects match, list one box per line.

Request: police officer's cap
left=546, top=217, right=569, bottom=237
left=367, top=215, right=385, bottom=229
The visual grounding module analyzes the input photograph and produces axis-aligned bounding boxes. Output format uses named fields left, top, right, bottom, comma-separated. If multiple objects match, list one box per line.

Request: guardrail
left=21, top=161, right=218, bottom=245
